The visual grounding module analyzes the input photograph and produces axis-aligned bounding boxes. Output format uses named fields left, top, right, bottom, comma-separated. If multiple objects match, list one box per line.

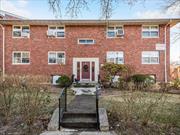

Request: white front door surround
left=73, top=58, right=99, bottom=82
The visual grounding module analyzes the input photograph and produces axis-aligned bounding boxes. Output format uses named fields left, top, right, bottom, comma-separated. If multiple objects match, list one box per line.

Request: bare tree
left=48, top=0, right=180, bottom=19
left=48, top=0, right=180, bottom=42
left=48, top=0, right=140, bottom=18
left=164, top=0, right=180, bottom=10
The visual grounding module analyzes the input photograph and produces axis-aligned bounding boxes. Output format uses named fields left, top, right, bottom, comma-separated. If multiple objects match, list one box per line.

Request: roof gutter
left=0, top=24, right=5, bottom=80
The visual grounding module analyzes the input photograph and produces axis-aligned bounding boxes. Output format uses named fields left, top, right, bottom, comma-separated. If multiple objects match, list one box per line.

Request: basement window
left=78, top=39, right=95, bottom=44
left=12, top=51, right=30, bottom=64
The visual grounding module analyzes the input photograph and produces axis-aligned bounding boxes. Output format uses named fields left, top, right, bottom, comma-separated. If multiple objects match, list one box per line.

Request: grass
left=0, top=80, right=179, bottom=135
left=100, top=91, right=180, bottom=135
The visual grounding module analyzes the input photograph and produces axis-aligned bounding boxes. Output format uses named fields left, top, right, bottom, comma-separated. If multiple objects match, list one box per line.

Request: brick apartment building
left=0, top=11, right=179, bottom=82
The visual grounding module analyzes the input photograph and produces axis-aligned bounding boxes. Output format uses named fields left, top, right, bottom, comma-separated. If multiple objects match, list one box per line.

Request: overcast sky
left=0, top=0, right=179, bottom=62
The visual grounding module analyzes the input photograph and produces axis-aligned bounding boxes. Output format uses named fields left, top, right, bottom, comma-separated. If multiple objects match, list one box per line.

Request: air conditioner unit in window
left=57, top=59, right=64, bottom=64
left=21, top=32, right=30, bottom=37
left=116, top=29, right=124, bottom=37
left=47, top=30, right=56, bottom=37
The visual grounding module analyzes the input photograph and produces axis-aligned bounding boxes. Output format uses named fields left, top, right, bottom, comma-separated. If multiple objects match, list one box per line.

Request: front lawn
left=100, top=90, right=180, bottom=135
left=0, top=76, right=179, bottom=135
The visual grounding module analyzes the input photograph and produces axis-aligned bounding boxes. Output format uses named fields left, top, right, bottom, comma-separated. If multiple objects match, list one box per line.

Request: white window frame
left=12, top=25, right=30, bottom=38
left=12, top=51, right=30, bottom=65
left=48, top=26, right=65, bottom=38
left=48, top=51, right=66, bottom=65
left=78, top=38, right=95, bottom=44
left=142, top=51, right=159, bottom=64
left=106, top=51, right=124, bottom=64
left=142, top=25, right=159, bottom=38
left=106, top=25, right=124, bottom=38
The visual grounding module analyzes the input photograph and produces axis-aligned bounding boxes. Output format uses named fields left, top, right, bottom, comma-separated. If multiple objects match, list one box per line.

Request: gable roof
left=0, top=10, right=26, bottom=20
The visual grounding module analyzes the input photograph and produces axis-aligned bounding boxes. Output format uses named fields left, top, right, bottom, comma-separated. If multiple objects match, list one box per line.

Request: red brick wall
left=3, top=24, right=170, bottom=82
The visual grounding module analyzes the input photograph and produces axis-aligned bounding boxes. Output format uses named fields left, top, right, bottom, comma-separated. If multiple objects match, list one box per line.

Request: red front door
left=82, top=62, right=90, bottom=80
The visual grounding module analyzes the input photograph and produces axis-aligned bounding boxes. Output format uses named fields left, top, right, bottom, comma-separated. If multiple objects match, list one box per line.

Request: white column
left=80, top=61, right=82, bottom=81
left=73, top=58, right=77, bottom=79
left=90, top=61, right=92, bottom=81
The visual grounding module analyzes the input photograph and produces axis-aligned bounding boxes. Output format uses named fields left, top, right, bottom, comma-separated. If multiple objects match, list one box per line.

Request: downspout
left=0, top=24, right=5, bottom=79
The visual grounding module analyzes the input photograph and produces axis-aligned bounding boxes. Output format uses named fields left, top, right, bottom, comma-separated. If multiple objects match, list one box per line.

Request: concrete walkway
left=67, top=95, right=96, bottom=113
left=40, top=131, right=117, bottom=135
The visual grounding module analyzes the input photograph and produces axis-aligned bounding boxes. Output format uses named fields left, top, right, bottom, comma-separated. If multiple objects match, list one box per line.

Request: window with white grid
left=107, top=51, right=124, bottom=64
left=142, top=25, right=159, bottom=38
left=13, top=25, right=30, bottom=38
left=12, top=51, right=30, bottom=64
left=142, top=51, right=159, bottom=64
left=48, top=52, right=65, bottom=64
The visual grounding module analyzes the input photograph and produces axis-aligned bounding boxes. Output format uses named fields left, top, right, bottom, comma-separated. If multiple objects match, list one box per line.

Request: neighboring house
left=170, top=65, right=180, bottom=80
left=0, top=10, right=25, bottom=20
left=170, top=60, right=180, bottom=79
left=0, top=18, right=179, bottom=82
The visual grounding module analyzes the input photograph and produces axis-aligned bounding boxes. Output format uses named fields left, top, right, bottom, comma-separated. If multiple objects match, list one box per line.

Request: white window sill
left=47, top=36, right=65, bottom=39
left=48, top=63, right=65, bottom=65
left=142, top=63, right=159, bottom=65
left=12, top=36, right=30, bottom=39
left=12, top=63, right=30, bottom=65
left=106, top=36, right=124, bottom=39
left=142, top=36, right=159, bottom=39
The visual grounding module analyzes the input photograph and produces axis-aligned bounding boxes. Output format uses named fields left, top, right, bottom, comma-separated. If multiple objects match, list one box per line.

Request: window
left=78, top=39, right=95, bottom=44
left=48, top=52, right=65, bottom=64
left=142, top=51, right=159, bottom=64
left=107, top=26, right=124, bottom=38
left=47, top=26, right=65, bottom=38
left=142, top=25, right=159, bottom=38
left=13, top=25, right=30, bottom=38
left=107, top=51, right=124, bottom=64
left=12, top=51, right=30, bottom=64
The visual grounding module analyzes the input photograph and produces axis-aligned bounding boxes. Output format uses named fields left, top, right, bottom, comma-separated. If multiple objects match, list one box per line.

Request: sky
left=0, top=0, right=180, bottom=62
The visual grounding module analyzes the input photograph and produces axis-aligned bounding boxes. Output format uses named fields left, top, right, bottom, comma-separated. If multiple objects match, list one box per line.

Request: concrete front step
left=63, top=112, right=96, bottom=118
left=61, top=122, right=97, bottom=129
left=40, top=131, right=117, bottom=135
left=47, top=108, right=109, bottom=131
left=62, top=112, right=97, bottom=129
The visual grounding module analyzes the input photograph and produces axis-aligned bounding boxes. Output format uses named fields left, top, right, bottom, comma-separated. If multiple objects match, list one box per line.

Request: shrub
left=101, top=63, right=129, bottom=88
left=130, top=74, right=155, bottom=90
left=171, top=78, right=180, bottom=90
left=56, top=75, right=71, bottom=87
left=0, top=75, right=53, bottom=134
left=0, top=76, right=20, bottom=124
left=19, top=82, right=50, bottom=133
left=159, top=82, right=170, bottom=92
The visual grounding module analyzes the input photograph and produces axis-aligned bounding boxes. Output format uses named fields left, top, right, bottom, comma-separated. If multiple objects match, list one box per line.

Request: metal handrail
left=58, top=75, right=74, bottom=130
left=58, top=87, right=67, bottom=130
left=96, top=84, right=100, bottom=130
